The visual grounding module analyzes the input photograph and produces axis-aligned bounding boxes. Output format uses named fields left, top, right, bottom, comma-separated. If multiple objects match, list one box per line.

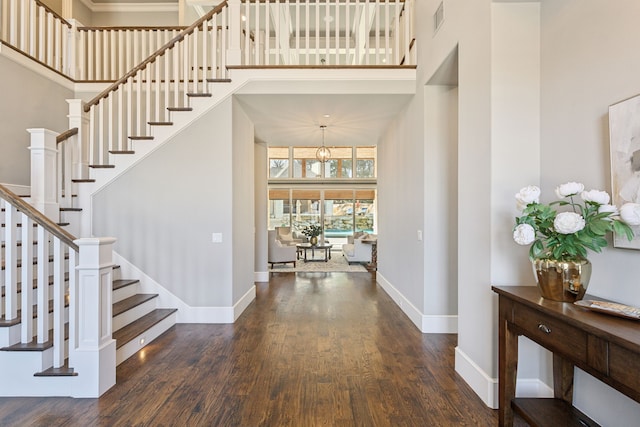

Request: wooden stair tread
left=71, top=179, right=95, bottom=183
left=113, top=308, right=176, bottom=349
left=60, top=207, right=82, bottom=212
left=148, top=121, right=173, bottom=126
left=1, top=323, right=69, bottom=351
left=206, top=78, right=232, bottom=83
left=113, top=293, right=157, bottom=317
left=34, top=363, right=77, bottom=377
left=109, top=150, right=135, bottom=154
left=112, top=279, right=140, bottom=291
left=89, top=164, right=115, bottom=169
left=186, top=92, right=212, bottom=97
left=167, top=107, right=193, bottom=112
left=128, top=136, right=154, bottom=140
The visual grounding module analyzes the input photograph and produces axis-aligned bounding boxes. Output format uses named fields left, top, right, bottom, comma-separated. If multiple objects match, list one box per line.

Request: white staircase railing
left=0, top=183, right=77, bottom=368
left=0, top=0, right=72, bottom=74
left=78, top=2, right=229, bottom=168
left=239, top=0, right=414, bottom=66
left=1, top=0, right=415, bottom=82
left=76, top=26, right=185, bottom=81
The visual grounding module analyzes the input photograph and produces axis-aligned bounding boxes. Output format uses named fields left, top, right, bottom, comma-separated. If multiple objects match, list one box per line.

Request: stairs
left=0, top=193, right=177, bottom=396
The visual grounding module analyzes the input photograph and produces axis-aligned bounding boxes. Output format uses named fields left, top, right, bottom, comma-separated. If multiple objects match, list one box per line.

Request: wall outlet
left=212, top=233, right=223, bottom=243
left=417, top=230, right=423, bottom=241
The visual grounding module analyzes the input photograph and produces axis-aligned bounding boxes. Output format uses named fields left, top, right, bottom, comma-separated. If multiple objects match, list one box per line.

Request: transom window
left=268, top=146, right=376, bottom=179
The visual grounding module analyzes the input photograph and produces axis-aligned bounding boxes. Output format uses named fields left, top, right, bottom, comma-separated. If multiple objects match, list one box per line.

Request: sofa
left=342, top=232, right=376, bottom=264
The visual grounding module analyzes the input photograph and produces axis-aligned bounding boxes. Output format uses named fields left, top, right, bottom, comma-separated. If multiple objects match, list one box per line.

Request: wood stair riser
left=112, top=282, right=139, bottom=303
left=115, top=311, right=176, bottom=366
left=112, top=297, right=157, bottom=332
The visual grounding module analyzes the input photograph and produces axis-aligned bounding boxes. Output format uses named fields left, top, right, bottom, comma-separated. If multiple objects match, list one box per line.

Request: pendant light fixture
left=316, top=125, right=331, bottom=162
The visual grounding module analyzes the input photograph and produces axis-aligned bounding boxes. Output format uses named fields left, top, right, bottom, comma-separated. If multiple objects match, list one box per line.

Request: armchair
left=275, top=226, right=306, bottom=246
left=268, top=230, right=297, bottom=268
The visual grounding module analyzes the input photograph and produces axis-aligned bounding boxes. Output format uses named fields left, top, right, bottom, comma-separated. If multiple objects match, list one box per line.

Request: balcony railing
left=0, top=0, right=415, bottom=81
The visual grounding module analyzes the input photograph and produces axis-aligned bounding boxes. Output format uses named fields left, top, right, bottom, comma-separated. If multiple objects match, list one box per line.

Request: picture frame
left=609, top=94, right=640, bottom=249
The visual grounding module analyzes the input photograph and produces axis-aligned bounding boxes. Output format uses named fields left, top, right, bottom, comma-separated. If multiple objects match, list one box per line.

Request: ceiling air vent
left=434, top=1, right=445, bottom=34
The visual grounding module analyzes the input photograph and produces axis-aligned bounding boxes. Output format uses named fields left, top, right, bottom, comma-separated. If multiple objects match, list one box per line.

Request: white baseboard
left=455, top=346, right=498, bottom=409
left=376, top=272, right=458, bottom=333
left=454, top=346, right=553, bottom=409
left=234, top=285, right=256, bottom=321
left=112, top=251, right=253, bottom=324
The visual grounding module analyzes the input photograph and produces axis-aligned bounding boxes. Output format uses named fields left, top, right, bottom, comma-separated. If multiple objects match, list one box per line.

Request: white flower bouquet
left=513, top=182, right=640, bottom=260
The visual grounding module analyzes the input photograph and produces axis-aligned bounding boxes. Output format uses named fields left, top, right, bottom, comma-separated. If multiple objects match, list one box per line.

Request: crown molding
left=79, top=0, right=178, bottom=13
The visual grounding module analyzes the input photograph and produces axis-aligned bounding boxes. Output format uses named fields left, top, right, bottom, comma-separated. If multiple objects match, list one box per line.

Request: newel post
left=28, top=128, right=60, bottom=221
left=69, top=237, right=117, bottom=398
left=67, top=99, right=90, bottom=179
left=226, top=0, right=242, bottom=66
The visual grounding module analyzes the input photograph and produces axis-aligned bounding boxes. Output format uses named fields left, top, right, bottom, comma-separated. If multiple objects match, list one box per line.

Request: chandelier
left=316, top=125, right=331, bottom=162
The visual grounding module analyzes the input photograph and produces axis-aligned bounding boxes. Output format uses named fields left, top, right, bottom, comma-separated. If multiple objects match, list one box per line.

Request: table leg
left=499, top=298, right=517, bottom=427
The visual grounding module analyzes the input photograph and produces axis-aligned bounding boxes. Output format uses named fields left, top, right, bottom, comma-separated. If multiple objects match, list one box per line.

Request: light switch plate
left=212, top=233, right=223, bottom=243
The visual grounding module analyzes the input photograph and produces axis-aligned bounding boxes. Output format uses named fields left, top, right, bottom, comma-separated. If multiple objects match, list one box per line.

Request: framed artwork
left=609, top=94, right=640, bottom=249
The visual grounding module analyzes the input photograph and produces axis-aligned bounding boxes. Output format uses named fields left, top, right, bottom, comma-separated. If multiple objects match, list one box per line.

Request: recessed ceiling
left=235, top=93, right=412, bottom=147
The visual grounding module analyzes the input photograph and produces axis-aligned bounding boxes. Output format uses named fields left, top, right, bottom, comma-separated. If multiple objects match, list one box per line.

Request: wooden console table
left=493, top=286, right=640, bottom=427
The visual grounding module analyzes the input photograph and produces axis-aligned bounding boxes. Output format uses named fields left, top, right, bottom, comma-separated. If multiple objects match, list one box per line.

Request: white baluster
left=126, top=77, right=133, bottom=145
left=346, top=0, right=351, bottom=64
left=107, top=94, right=113, bottom=157
left=192, top=27, right=199, bottom=93
left=36, top=226, right=49, bottom=343
left=37, top=6, right=44, bottom=62
left=96, top=29, right=103, bottom=80
left=46, top=12, right=53, bottom=66
left=28, top=0, right=35, bottom=56
left=385, top=0, right=390, bottom=65
left=20, top=213, right=33, bottom=343
left=294, top=0, right=300, bottom=65
left=254, top=0, right=259, bottom=65
left=111, top=30, right=117, bottom=79
left=212, top=15, right=219, bottom=78
left=315, top=0, right=319, bottom=64
left=18, top=0, right=25, bottom=51
left=98, top=98, right=105, bottom=164
left=324, top=1, right=329, bottom=64
left=394, top=0, right=399, bottom=64
left=375, top=0, right=380, bottom=64
left=145, top=66, right=151, bottom=134
left=220, top=8, right=227, bottom=74
left=117, top=80, right=123, bottom=152
left=52, top=236, right=65, bottom=367
left=87, top=30, right=94, bottom=80
left=4, top=203, right=17, bottom=322
left=274, top=0, right=280, bottom=65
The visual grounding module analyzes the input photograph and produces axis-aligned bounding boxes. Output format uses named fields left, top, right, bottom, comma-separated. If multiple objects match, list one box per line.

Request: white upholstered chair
left=268, top=230, right=297, bottom=268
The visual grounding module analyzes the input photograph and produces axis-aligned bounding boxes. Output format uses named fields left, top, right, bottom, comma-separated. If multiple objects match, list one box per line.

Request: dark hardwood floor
left=0, top=272, right=511, bottom=426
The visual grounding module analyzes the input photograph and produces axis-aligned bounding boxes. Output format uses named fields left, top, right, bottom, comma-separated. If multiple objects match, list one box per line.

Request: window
left=269, top=147, right=290, bottom=178
left=356, top=147, right=376, bottom=178
left=355, top=190, right=376, bottom=233
left=268, top=189, right=291, bottom=229
left=323, top=190, right=355, bottom=238
left=268, top=146, right=376, bottom=179
left=324, top=147, right=353, bottom=178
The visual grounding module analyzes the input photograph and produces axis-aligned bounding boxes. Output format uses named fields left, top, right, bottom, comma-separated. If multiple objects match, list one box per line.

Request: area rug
left=269, top=252, right=368, bottom=273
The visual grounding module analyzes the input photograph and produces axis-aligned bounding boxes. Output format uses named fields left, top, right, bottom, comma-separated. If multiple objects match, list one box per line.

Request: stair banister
left=83, top=1, right=229, bottom=113
left=0, top=184, right=77, bottom=362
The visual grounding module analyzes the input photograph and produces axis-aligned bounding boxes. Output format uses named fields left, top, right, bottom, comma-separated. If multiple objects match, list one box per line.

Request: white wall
left=539, top=0, right=640, bottom=423
left=254, top=141, right=269, bottom=280
left=0, top=55, right=73, bottom=185
left=93, top=99, right=234, bottom=307
left=232, top=99, right=256, bottom=304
